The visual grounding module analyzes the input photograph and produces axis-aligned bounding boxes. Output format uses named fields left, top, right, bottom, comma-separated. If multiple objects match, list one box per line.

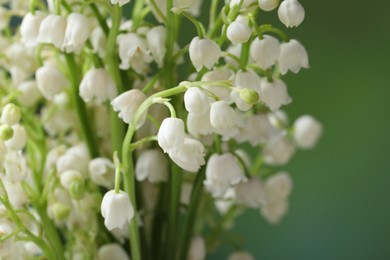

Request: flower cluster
left=0, top=0, right=321, bottom=259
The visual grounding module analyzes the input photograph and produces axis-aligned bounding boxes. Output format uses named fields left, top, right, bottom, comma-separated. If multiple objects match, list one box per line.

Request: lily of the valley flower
left=278, top=39, right=309, bottom=74
left=1, top=103, right=21, bottom=126
left=36, top=64, right=69, bottom=99
left=37, top=14, right=67, bottom=49
left=118, top=33, right=152, bottom=73
left=63, top=13, right=90, bottom=53
left=293, top=115, right=323, bottom=149
left=20, top=12, right=45, bottom=47
left=168, top=137, right=205, bottom=172
left=111, top=89, right=147, bottom=127
left=98, top=244, right=130, bottom=260
left=258, top=0, right=280, bottom=11
left=227, top=16, right=252, bottom=44
left=189, top=37, right=221, bottom=71
left=101, top=190, right=134, bottom=231
left=135, top=149, right=168, bottom=183
left=157, top=117, right=186, bottom=153
left=89, top=158, right=116, bottom=189
left=250, top=35, right=280, bottom=70
left=278, top=0, right=305, bottom=28
left=260, top=78, right=291, bottom=111
left=79, top=68, right=117, bottom=103
left=146, top=26, right=166, bottom=67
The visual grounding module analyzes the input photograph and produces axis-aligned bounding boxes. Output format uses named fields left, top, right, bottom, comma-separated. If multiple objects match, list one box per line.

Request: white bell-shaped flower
left=4, top=151, right=27, bottom=181
left=235, top=177, right=267, bottom=208
left=228, top=251, right=255, bottom=260
left=101, top=190, right=134, bottom=231
left=278, top=39, right=309, bottom=74
left=20, top=12, right=45, bottom=47
left=201, top=69, right=233, bottom=102
left=238, top=114, right=276, bottom=145
left=184, top=87, right=212, bottom=115
left=98, top=244, right=130, bottom=260
left=60, top=170, right=83, bottom=190
left=146, top=26, right=166, bottom=67
left=118, top=33, right=152, bottom=73
left=278, top=0, right=304, bottom=28
left=5, top=125, right=27, bottom=151
left=0, top=141, right=6, bottom=170
left=157, top=117, right=185, bottom=153
left=210, top=101, right=236, bottom=130
left=204, top=153, right=246, bottom=198
left=64, top=13, right=90, bottom=53
left=260, top=78, right=291, bottom=111
left=258, top=0, right=280, bottom=11
left=110, top=0, right=130, bottom=6
left=56, top=144, right=90, bottom=176
left=80, top=68, right=117, bottom=103
left=168, top=137, right=205, bottom=172
left=264, top=172, right=292, bottom=203
left=37, top=14, right=67, bottom=49
left=111, top=89, right=147, bottom=127
left=250, top=35, right=280, bottom=70
left=16, top=81, right=41, bottom=107
left=293, top=115, right=322, bottom=149
left=89, top=158, right=116, bottom=189
left=263, top=133, right=295, bottom=165
left=90, top=26, right=106, bottom=57
left=36, top=64, right=69, bottom=99
left=5, top=42, right=35, bottom=72
left=229, top=0, right=256, bottom=9
left=232, top=69, right=261, bottom=111
left=261, top=199, right=288, bottom=224
left=187, top=111, right=214, bottom=137
left=227, top=16, right=252, bottom=44
left=189, top=37, right=221, bottom=71
left=188, top=236, right=206, bottom=260
left=135, top=149, right=168, bottom=183
left=1, top=103, right=21, bottom=125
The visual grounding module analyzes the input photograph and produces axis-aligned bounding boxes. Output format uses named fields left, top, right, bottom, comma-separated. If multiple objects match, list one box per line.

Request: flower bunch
left=0, top=0, right=322, bottom=259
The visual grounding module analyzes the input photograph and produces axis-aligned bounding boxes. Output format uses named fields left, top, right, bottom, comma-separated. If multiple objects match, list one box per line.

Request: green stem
left=240, top=39, right=251, bottom=71
left=128, top=135, right=158, bottom=151
left=260, top=24, right=289, bottom=42
left=178, top=11, right=206, bottom=38
left=90, top=4, right=110, bottom=36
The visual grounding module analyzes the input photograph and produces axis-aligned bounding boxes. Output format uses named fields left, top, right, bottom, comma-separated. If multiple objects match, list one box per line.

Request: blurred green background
left=211, top=0, right=390, bottom=259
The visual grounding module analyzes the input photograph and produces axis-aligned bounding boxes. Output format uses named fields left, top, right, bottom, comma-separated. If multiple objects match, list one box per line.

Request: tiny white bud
left=278, top=0, right=305, bottom=28
left=0, top=125, right=13, bottom=141
left=16, top=81, right=41, bottom=107
left=250, top=35, right=281, bottom=70
left=157, top=118, right=185, bottom=153
left=36, top=64, right=69, bottom=100
left=184, top=87, right=212, bottom=115
left=278, top=39, right=309, bottom=74
left=293, top=115, right=322, bottom=149
left=260, top=78, right=292, bottom=111
left=64, top=13, right=90, bottom=54
left=135, top=149, right=168, bottom=183
left=101, top=190, right=134, bottom=231
left=80, top=68, right=117, bottom=103
left=258, top=0, right=280, bottom=11
left=111, top=89, right=147, bottom=127
left=227, top=17, right=252, bottom=44
left=37, top=14, right=67, bottom=49
left=210, top=101, right=236, bottom=130
left=189, top=37, right=221, bottom=71
left=89, top=158, right=116, bottom=189
left=264, top=172, right=292, bottom=203
left=1, top=103, right=21, bottom=125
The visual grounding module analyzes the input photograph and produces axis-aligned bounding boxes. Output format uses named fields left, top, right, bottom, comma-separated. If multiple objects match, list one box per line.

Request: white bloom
left=268, top=110, right=289, bottom=128
left=0, top=141, right=6, bottom=170
left=201, top=69, right=233, bottom=102
left=118, top=33, right=152, bottom=73
left=80, top=68, right=117, bottom=103
left=60, top=170, right=83, bottom=190
left=224, top=44, right=241, bottom=67
left=229, top=0, right=256, bottom=9
left=189, top=37, right=221, bottom=71
left=157, top=118, right=185, bottom=153
left=5, top=42, right=35, bottom=72
left=204, top=153, right=246, bottom=197
left=188, top=236, right=206, bottom=260
left=98, top=244, right=130, bottom=260
left=64, top=13, right=90, bottom=53
left=278, top=39, right=309, bottom=74
left=258, top=0, right=279, bottom=11
left=135, top=149, right=168, bottom=183
left=56, top=144, right=90, bottom=176
left=5, top=125, right=27, bottom=151
left=37, top=14, right=67, bottom=49
left=227, top=16, right=252, bottom=44
left=228, top=251, right=255, bottom=260
left=238, top=114, right=276, bottom=145
left=16, top=81, right=41, bottom=107
left=168, top=137, right=205, bottom=172
left=1, top=103, right=21, bottom=125
left=90, top=26, right=107, bottom=57
left=89, top=158, right=116, bottom=189
left=260, top=78, right=291, bottom=111
left=250, top=35, right=280, bottom=70
left=261, top=199, right=288, bottom=224
left=232, top=69, right=261, bottom=111
left=2, top=179, right=28, bottom=208
left=111, top=89, right=147, bottom=127
left=4, top=151, right=27, bottom=182
left=235, top=177, right=266, bottom=208
left=293, top=115, right=322, bottom=149
left=20, top=12, right=45, bottom=47
left=187, top=111, right=214, bottom=137
left=146, top=26, right=166, bottom=67
left=110, top=0, right=130, bottom=6
left=278, top=0, right=305, bottom=28
left=210, top=101, right=236, bottom=130
left=263, top=133, right=295, bottom=165
left=101, top=190, right=134, bottom=231
left=264, top=172, right=292, bottom=203
left=36, top=64, right=69, bottom=99
left=184, top=87, right=212, bottom=115
left=0, top=7, right=10, bottom=31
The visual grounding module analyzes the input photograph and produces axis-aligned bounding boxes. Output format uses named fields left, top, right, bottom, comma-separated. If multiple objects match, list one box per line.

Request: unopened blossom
left=89, top=158, right=116, bottom=189
left=0, top=124, right=13, bottom=142
left=37, top=14, right=67, bottom=49
left=260, top=78, right=291, bottom=111
left=168, top=137, right=205, bottom=172
left=235, top=177, right=267, bottom=208
left=146, top=26, right=166, bottom=67
left=189, top=37, right=221, bottom=71
left=1, top=103, right=21, bottom=125
left=232, top=69, right=262, bottom=111
left=293, top=115, right=323, bottom=149
left=263, top=133, right=295, bottom=165
left=5, top=42, right=35, bottom=72
left=98, top=244, right=130, bottom=260
left=101, top=190, right=134, bottom=231
left=20, top=12, right=45, bottom=47
left=80, top=68, right=117, bottom=103
left=118, top=33, right=152, bottom=73
left=16, top=81, right=41, bottom=107
left=4, top=151, right=27, bottom=181
left=264, top=172, right=292, bottom=203
left=261, top=199, right=288, bottom=224
left=36, top=64, right=69, bottom=99
left=278, top=0, right=305, bottom=28
left=135, top=149, right=168, bottom=183
left=210, top=101, right=236, bottom=130
left=187, top=111, right=214, bottom=137
left=188, top=236, right=206, bottom=260
left=5, top=125, right=27, bottom=151
left=250, top=35, right=281, bottom=70
left=2, top=179, right=28, bottom=208
left=228, top=251, right=255, bottom=260
left=204, top=153, right=246, bottom=197
left=202, top=69, right=233, bottom=102
left=224, top=44, right=242, bottom=67
left=268, top=110, right=289, bottom=129
left=278, top=39, right=309, bottom=74
left=227, top=16, right=252, bottom=44
left=184, top=87, right=212, bottom=115
left=60, top=170, right=83, bottom=190
left=258, top=0, right=280, bottom=11
left=64, top=13, right=90, bottom=53
left=111, top=89, right=147, bottom=127
left=110, top=0, right=130, bottom=6
left=157, top=118, right=185, bottom=153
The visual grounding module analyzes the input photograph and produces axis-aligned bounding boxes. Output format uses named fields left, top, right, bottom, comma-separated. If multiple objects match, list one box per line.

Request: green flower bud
left=239, top=88, right=259, bottom=105
left=0, top=124, right=14, bottom=141
left=1, top=103, right=21, bottom=125
left=69, top=181, right=85, bottom=200
left=51, top=202, right=71, bottom=221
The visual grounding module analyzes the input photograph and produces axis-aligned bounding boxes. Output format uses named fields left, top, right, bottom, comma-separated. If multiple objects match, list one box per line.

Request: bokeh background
left=211, top=0, right=390, bottom=259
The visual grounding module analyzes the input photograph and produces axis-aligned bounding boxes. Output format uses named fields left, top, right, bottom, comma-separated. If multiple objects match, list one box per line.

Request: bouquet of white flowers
left=0, top=0, right=322, bottom=259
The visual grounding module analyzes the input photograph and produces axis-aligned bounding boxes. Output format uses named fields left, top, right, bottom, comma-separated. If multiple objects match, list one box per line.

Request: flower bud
left=101, top=190, right=134, bottom=231
left=51, top=202, right=71, bottom=222
left=264, top=172, right=292, bottom=203
left=202, top=69, right=233, bottom=101
left=227, top=17, right=252, bottom=44
left=36, top=64, right=69, bottom=99
left=184, top=87, right=211, bottom=115
left=278, top=0, right=305, bottom=28
left=188, top=236, right=206, bottom=260
left=0, top=125, right=13, bottom=141
left=37, top=14, right=67, bottom=49
left=69, top=181, right=86, bottom=200
left=278, top=39, right=309, bottom=74
left=260, top=199, right=288, bottom=224
left=263, top=134, right=295, bottom=165
left=258, top=0, right=280, bottom=11
left=1, top=103, right=21, bottom=126
left=20, top=11, right=45, bottom=47
left=293, top=115, right=322, bottom=149
left=111, top=89, right=147, bottom=127
left=157, top=118, right=185, bottom=153
left=135, top=149, right=168, bottom=183
left=98, top=244, right=130, bottom=260
left=260, top=78, right=291, bottom=111
left=89, top=158, right=115, bottom=189
left=189, top=37, right=221, bottom=71
left=210, top=101, right=236, bottom=130
left=90, top=27, right=107, bottom=58
left=64, top=13, right=90, bottom=54
left=146, top=26, right=166, bottom=67
left=5, top=125, right=27, bottom=150
left=80, top=68, right=117, bottom=103
left=250, top=35, right=280, bottom=70
left=239, top=88, right=259, bottom=105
